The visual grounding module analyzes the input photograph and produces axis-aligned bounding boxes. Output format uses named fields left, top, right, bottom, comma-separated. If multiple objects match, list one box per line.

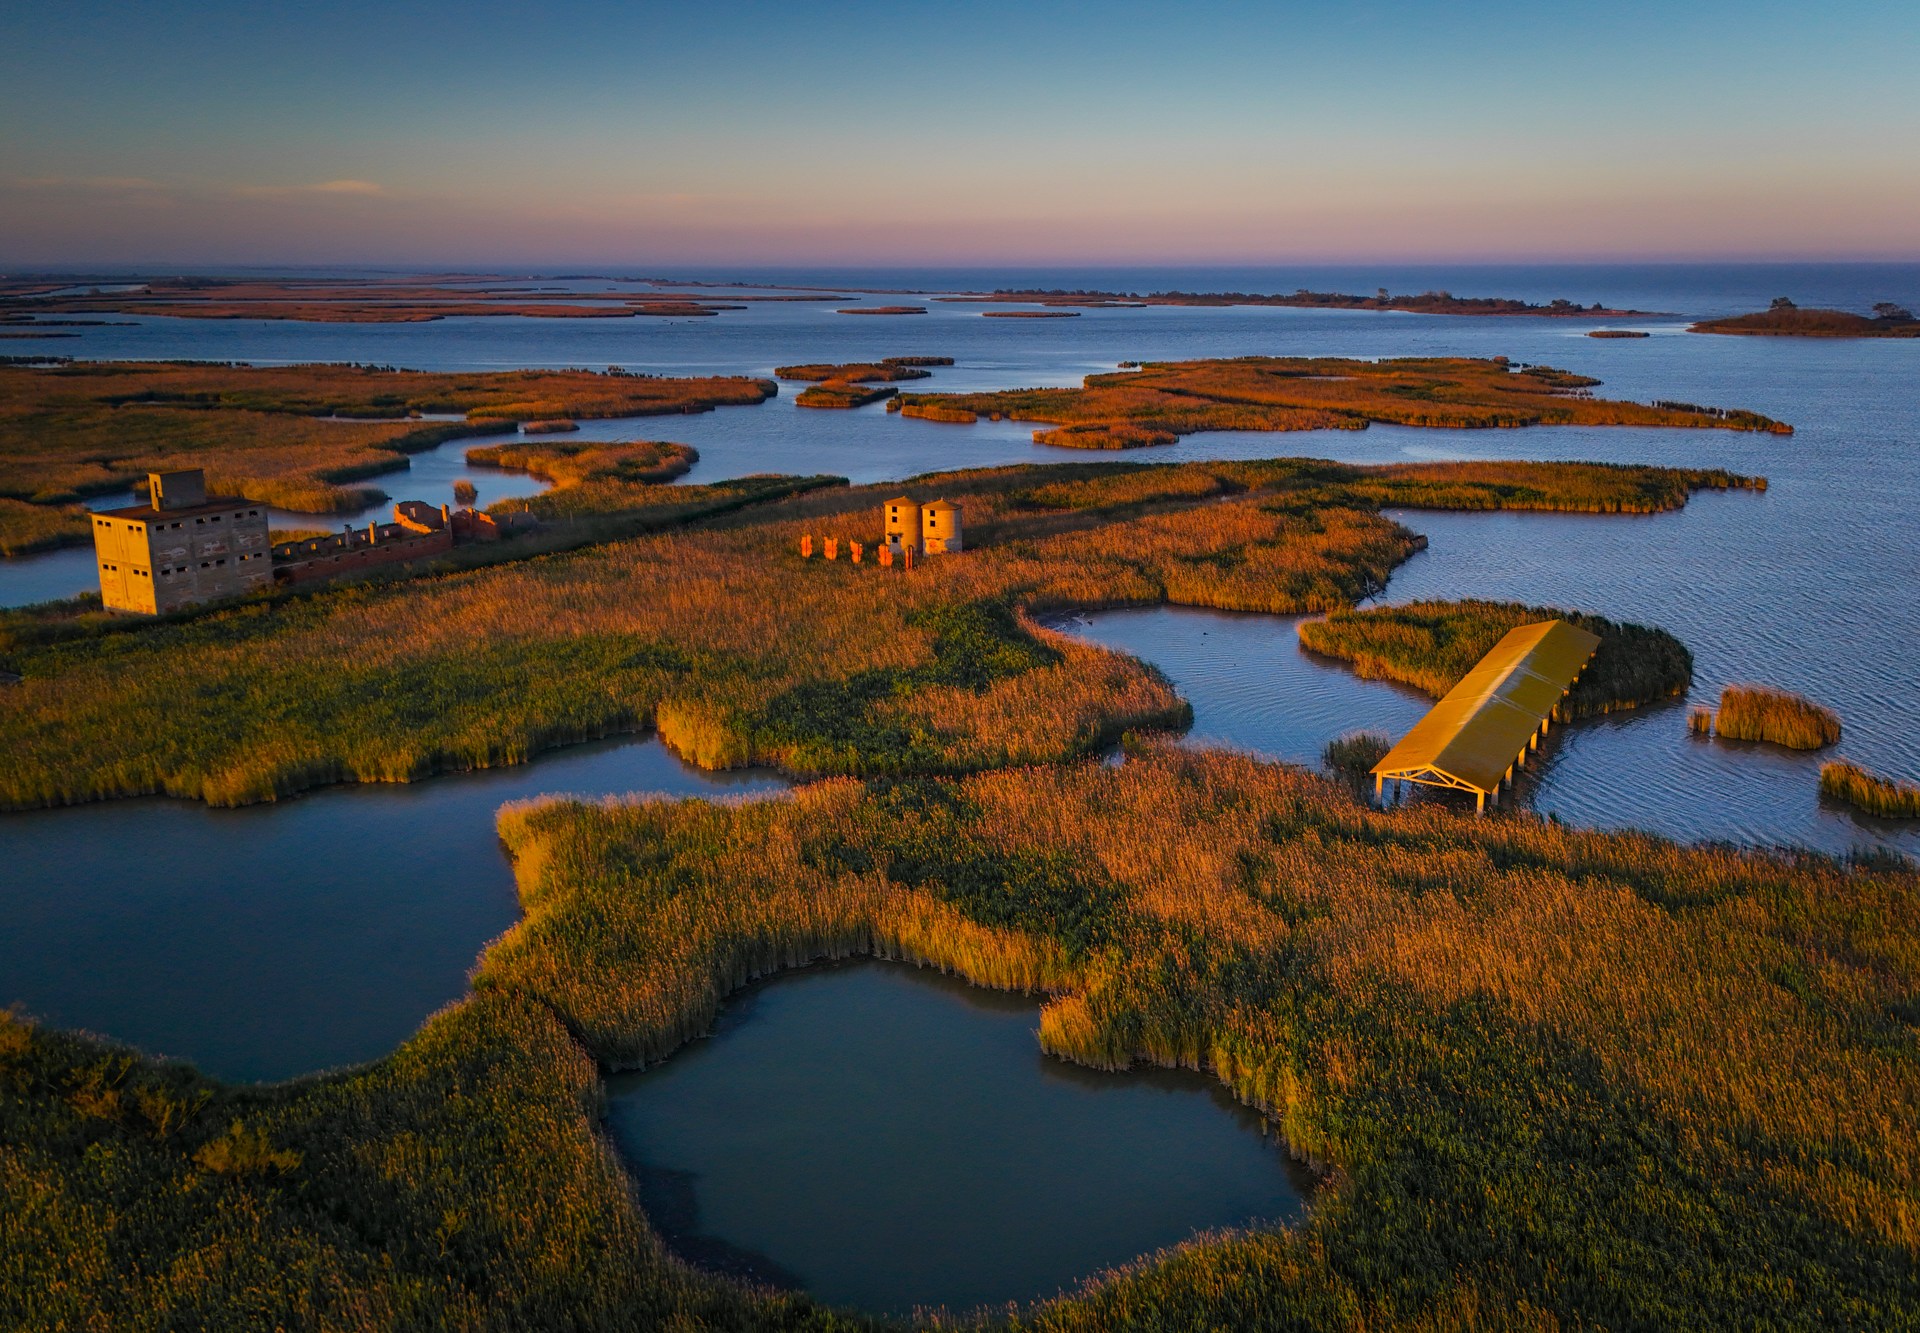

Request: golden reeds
left=1715, top=684, right=1842, bottom=749
left=1819, top=761, right=1920, bottom=819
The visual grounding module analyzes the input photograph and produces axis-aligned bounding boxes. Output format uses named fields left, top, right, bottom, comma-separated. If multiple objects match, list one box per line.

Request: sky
left=3, top=0, right=1917, bottom=267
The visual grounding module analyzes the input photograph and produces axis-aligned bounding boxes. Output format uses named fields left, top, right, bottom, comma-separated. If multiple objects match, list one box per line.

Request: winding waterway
left=604, top=959, right=1309, bottom=1317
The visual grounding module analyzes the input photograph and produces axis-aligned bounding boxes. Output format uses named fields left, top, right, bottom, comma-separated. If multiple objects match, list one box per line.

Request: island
left=774, top=357, right=953, bottom=409
left=1690, top=298, right=1920, bottom=337
left=892, top=355, right=1793, bottom=448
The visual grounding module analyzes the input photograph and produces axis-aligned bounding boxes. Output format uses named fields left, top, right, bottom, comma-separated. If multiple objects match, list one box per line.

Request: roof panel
left=1372, top=619, right=1601, bottom=794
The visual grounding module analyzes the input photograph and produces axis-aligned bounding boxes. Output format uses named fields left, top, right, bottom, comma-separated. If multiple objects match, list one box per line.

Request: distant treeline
left=985, top=288, right=1652, bottom=317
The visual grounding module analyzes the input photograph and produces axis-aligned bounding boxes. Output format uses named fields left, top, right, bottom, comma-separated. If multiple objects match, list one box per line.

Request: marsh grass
left=896, top=356, right=1793, bottom=442
left=1322, top=731, right=1391, bottom=793
left=1821, top=761, right=1920, bottom=819
left=0, top=495, right=90, bottom=556
left=6, top=748, right=1915, bottom=1327
left=0, top=361, right=773, bottom=517
left=1716, top=684, right=1842, bottom=749
left=0, top=459, right=1755, bottom=810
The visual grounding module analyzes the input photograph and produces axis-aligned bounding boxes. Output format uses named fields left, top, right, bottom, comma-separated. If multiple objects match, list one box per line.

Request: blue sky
left=3, top=0, right=1915, bottom=264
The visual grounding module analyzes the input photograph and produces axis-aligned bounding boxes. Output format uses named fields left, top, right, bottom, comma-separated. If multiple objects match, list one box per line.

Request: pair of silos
left=884, top=496, right=962, bottom=556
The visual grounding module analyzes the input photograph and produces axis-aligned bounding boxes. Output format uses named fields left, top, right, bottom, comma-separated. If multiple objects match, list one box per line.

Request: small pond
left=604, top=959, right=1309, bottom=1317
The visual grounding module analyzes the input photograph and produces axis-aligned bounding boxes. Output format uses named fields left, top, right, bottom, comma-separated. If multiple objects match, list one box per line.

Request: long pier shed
left=1370, top=619, right=1602, bottom=812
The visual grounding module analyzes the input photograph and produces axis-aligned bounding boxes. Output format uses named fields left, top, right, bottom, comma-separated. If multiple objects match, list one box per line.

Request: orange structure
left=800, top=534, right=814, bottom=557
left=824, top=537, right=839, bottom=560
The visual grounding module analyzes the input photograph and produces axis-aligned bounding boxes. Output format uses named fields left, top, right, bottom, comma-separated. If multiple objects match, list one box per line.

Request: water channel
left=604, top=959, right=1308, bottom=1317
left=0, top=737, right=784, bottom=1082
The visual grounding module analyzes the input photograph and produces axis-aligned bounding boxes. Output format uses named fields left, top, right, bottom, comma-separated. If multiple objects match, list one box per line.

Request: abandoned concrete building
left=270, top=499, right=536, bottom=585
left=93, top=466, right=542, bottom=613
left=92, top=470, right=272, bottom=615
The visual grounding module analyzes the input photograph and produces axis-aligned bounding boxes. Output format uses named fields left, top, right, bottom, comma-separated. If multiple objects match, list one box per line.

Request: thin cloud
left=231, top=180, right=385, bottom=198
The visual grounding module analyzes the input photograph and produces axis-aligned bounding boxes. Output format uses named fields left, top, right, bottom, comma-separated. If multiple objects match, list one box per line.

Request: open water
left=605, top=959, right=1308, bottom=1317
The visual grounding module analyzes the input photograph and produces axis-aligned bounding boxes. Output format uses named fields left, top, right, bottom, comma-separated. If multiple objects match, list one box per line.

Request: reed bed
left=1820, top=761, right=1920, bottom=819
left=0, top=361, right=773, bottom=515
left=6, top=746, right=1915, bottom=1328
left=0, top=459, right=1757, bottom=811
left=0, top=495, right=90, bottom=556
left=894, top=356, right=1794, bottom=442
left=1033, top=424, right=1178, bottom=449
left=796, top=383, right=898, bottom=409
left=1299, top=598, right=1694, bottom=717
left=1714, top=684, right=1843, bottom=749
left=1321, top=731, right=1391, bottom=793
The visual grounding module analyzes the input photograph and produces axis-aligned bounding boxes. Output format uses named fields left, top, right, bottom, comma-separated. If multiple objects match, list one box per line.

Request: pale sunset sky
left=2, top=0, right=1915, bottom=265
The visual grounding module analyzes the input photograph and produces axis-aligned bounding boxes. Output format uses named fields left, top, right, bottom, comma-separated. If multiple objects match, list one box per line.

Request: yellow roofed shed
left=1370, top=618, right=1602, bottom=812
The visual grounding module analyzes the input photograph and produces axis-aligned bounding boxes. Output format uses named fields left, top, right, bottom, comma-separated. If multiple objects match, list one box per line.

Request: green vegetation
left=0, top=458, right=1755, bottom=810
left=1712, top=684, right=1843, bottom=749
left=1691, top=298, right=1920, bottom=337
left=0, top=495, right=90, bottom=556
left=6, top=746, right=1917, bottom=1327
left=797, top=383, right=898, bottom=409
left=1821, top=761, right=1920, bottom=819
left=1321, top=731, right=1391, bottom=793
left=1299, top=599, right=1694, bottom=718
left=895, top=356, right=1793, bottom=442
left=774, top=361, right=939, bottom=383
left=0, top=361, right=776, bottom=552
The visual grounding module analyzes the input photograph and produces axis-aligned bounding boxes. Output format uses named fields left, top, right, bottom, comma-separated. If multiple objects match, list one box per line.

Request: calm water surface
left=604, top=959, right=1308, bottom=1317
left=0, top=737, right=784, bottom=1081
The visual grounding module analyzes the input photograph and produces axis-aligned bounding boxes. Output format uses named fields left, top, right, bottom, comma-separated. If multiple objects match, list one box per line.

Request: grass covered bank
left=1299, top=598, right=1694, bottom=718
left=5, top=747, right=1916, bottom=1328
left=0, top=458, right=1757, bottom=809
